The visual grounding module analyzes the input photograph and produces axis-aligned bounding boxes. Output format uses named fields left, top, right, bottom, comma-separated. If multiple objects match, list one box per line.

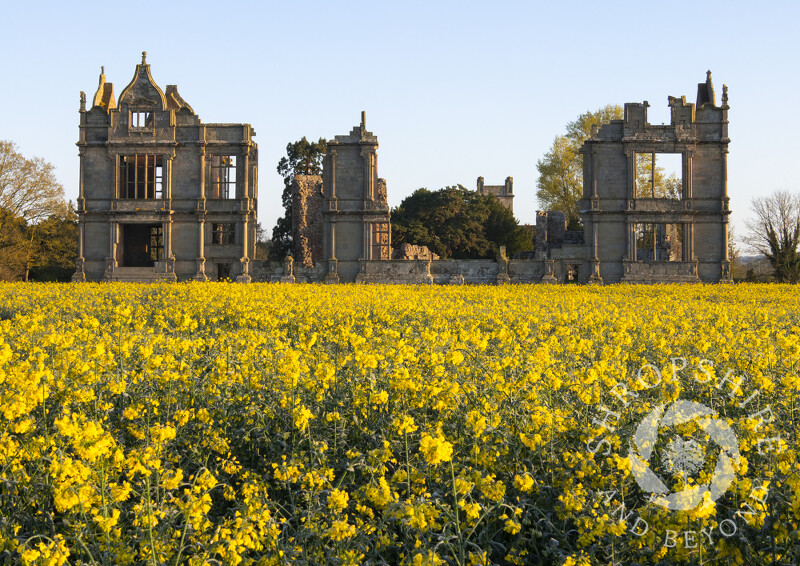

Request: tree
left=27, top=207, right=78, bottom=281
left=272, top=137, right=327, bottom=259
left=391, top=186, right=531, bottom=259
left=745, top=190, right=800, bottom=283
left=536, top=105, right=681, bottom=228
left=0, top=141, right=70, bottom=281
left=537, top=105, right=622, bottom=227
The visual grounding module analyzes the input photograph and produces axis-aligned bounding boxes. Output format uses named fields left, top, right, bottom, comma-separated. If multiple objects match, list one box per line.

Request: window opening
left=122, top=224, right=162, bottom=267
left=371, top=222, right=390, bottom=260
left=635, top=223, right=683, bottom=262
left=635, top=153, right=682, bottom=198
left=130, top=111, right=154, bottom=129
left=119, top=155, right=163, bottom=199
left=212, top=223, right=235, bottom=245
left=210, top=155, right=237, bottom=198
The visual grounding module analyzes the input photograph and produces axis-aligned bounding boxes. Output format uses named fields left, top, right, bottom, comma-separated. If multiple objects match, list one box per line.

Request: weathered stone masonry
left=74, top=61, right=730, bottom=285
left=579, top=71, right=731, bottom=284
left=266, top=73, right=731, bottom=284
left=321, top=112, right=391, bottom=284
left=73, top=53, right=258, bottom=283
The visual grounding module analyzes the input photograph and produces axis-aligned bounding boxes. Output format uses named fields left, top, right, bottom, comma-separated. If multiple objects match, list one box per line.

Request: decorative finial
left=101, top=66, right=104, bottom=75
left=360, top=110, right=366, bottom=132
left=80, top=91, right=86, bottom=112
left=707, top=70, right=712, bottom=81
left=141, top=51, right=147, bottom=65
left=722, top=84, right=728, bottom=105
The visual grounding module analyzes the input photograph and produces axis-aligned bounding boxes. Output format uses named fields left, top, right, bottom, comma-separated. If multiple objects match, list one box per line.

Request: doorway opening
left=122, top=224, right=163, bottom=267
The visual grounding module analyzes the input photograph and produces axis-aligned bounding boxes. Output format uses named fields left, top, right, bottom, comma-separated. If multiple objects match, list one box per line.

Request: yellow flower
left=327, top=488, right=349, bottom=513
left=419, top=432, right=453, bottom=466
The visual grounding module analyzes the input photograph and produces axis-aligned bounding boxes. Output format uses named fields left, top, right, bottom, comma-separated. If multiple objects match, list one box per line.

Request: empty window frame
left=635, top=153, right=682, bottom=198
left=212, top=222, right=235, bottom=245
left=635, top=223, right=683, bottom=262
left=148, top=225, right=164, bottom=262
left=130, top=111, right=154, bottom=129
left=371, top=222, right=390, bottom=260
left=210, top=155, right=237, bottom=199
left=119, top=155, right=163, bottom=199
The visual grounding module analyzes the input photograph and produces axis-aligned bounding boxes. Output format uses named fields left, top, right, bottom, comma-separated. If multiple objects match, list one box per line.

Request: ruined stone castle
left=74, top=57, right=731, bottom=284
left=73, top=53, right=257, bottom=283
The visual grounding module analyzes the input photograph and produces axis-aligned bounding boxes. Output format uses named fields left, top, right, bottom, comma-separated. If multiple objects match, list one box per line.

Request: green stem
left=449, top=460, right=464, bottom=566
left=144, top=474, right=158, bottom=566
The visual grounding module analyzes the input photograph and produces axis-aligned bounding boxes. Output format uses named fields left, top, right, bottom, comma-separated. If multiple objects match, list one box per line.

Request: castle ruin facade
left=579, top=71, right=731, bottom=284
left=73, top=53, right=258, bottom=283
left=73, top=59, right=730, bottom=285
left=278, top=73, right=731, bottom=285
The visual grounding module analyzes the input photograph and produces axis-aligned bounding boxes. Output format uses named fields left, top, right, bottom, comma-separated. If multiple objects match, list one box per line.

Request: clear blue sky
left=1, top=1, right=797, bottom=245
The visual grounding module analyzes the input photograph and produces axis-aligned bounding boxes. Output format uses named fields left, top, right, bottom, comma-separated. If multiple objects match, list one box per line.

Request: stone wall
left=249, top=257, right=602, bottom=285
left=292, top=175, right=323, bottom=267
left=579, top=72, right=731, bottom=284
left=74, top=55, right=257, bottom=283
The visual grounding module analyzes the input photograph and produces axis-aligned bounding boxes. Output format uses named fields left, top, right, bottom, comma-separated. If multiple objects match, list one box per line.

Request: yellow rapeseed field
left=0, top=282, right=798, bottom=565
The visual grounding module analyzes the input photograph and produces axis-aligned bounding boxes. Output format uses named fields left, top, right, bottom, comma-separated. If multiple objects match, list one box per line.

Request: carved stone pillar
left=626, top=220, right=636, bottom=261
left=361, top=148, right=374, bottom=200
left=240, top=143, right=250, bottom=199
left=165, top=153, right=174, bottom=202
left=542, top=259, right=557, bottom=284
left=684, top=150, right=694, bottom=200
left=329, top=150, right=337, bottom=199
left=588, top=259, right=603, bottom=285
left=626, top=149, right=636, bottom=199
left=198, top=145, right=206, bottom=199
left=589, top=221, right=603, bottom=285
left=325, top=222, right=339, bottom=283
left=495, top=246, right=510, bottom=285
left=73, top=148, right=87, bottom=281
left=236, top=256, right=251, bottom=283
left=103, top=222, right=118, bottom=281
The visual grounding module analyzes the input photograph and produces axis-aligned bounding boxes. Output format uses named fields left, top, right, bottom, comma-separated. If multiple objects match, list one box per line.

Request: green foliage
left=634, top=154, right=682, bottom=199
left=537, top=106, right=685, bottom=225
left=27, top=208, right=78, bottom=281
left=536, top=105, right=622, bottom=227
left=272, top=137, right=327, bottom=259
left=536, top=136, right=583, bottom=224
left=391, top=186, right=532, bottom=259
left=746, top=191, right=800, bottom=283
left=0, top=141, right=72, bottom=281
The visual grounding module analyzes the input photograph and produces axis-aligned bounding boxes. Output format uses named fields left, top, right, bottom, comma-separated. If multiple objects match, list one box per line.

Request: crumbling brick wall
left=292, top=175, right=323, bottom=267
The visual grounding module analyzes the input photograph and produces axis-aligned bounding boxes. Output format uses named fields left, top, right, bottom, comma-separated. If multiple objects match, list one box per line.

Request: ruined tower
left=477, top=176, right=514, bottom=213
left=321, top=112, right=391, bottom=283
left=579, top=72, right=731, bottom=284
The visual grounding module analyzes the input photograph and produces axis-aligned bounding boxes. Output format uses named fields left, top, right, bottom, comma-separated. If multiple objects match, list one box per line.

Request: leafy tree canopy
left=536, top=105, right=622, bottom=227
left=0, top=141, right=74, bottom=281
left=391, top=185, right=532, bottom=259
left=536, top=105, right=683, bottom=229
